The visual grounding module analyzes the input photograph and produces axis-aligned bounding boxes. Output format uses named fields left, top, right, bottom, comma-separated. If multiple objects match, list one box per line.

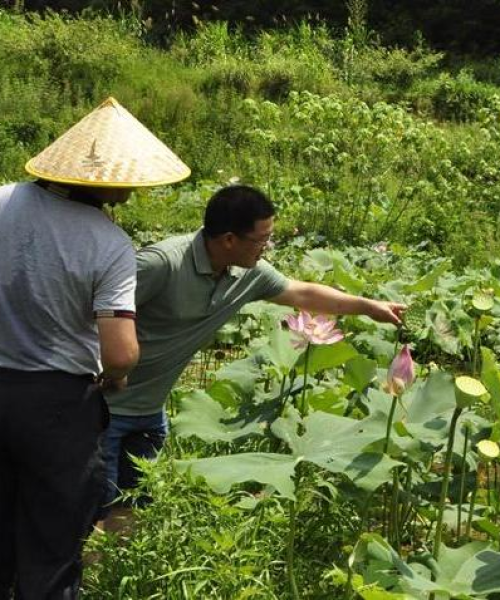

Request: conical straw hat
left=25, top=97, right=190, bottom=187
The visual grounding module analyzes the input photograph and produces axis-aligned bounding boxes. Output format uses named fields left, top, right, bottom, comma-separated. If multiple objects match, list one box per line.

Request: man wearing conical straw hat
left=0, top=97, right=190, bottom=600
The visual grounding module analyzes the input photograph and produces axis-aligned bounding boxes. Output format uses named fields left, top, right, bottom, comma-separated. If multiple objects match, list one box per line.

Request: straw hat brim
left=25, top=97, right=191, bottom=188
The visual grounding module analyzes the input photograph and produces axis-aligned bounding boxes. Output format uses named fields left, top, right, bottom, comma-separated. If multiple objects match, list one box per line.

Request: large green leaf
left=426, top=306, right=460, bottom=356
left=404, top=260, right=450, bottom=293
left=308, top=387, right=347, bottom=414
left=215, top=355, right=262, bottom=395
left=298, top=341, right=358, bottom=374
left=344, top=355, right=378, bottom=392
left=272, top=410, right=402, bottom=491
left=302, top=248, right=336, bottom=273
left=355, top=332, right=395, bottom=366
left=327, top=262, right=365, bottom=294
left=172, top=390, right=264, bottom=442
left=330, top=568, right=418, bottom=600
left=176, top=409, right=402, bottom=498
left=207, top=380, right=242, bottom=410
left=362, top=388, right=425, bottom=459
left=406, top=371, right=456, bottom=423
left=481, top=346, right=500, bottom=419
left=260, top=326, right=302, bottom=378
left=352, top=533, right=500, bottom=598
left=302, top=248, right=364, bottom=293
left=364, top=388, right=401, bottom=419
left=402, top=372, right=488, bottom=450
left=176, top=453, right=297, bottom=499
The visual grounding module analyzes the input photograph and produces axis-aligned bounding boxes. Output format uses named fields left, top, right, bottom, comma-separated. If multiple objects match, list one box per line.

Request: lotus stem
left=401, top=463, right=414, bottom=540
left=466, top=471, right=479, bottom=540
left=382, top=486, right=388, bottom=539
left=433, top=407, right=462, bottom=561
left=472, top=317, right=481, bottom=376
left=384, top=395, right=398, bottom=455
left=278, top=374, right=288, bottom=416
left=457, top=424, right=470, bottom=542
left=271, top=376, right=289, bottom=453
left=495, top=461, right=499, bottom=525
left=390, top=468, right=401, bottom=551
left=343, top=563, right=354, bottom=600
left=487, top=466, right=492, bottom=508
left=300, top=343, right=311, bottom=417
left=382, top=395, right=398, bottom=540
left=287, top=500, right=300, bottom=600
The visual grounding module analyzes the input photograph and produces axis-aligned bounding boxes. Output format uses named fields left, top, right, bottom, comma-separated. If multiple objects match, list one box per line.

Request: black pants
left=0, top=369, right=108, bottom=600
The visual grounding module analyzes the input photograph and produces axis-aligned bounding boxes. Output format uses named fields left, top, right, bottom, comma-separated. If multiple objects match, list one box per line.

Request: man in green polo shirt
left=102, top=185, right=405, bottom=516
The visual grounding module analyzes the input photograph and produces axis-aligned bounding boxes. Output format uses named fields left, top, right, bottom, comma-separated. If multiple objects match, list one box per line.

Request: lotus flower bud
left=387, top=345, right=415, bottom=396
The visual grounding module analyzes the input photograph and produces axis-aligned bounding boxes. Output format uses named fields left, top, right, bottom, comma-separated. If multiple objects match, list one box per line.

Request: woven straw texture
left=25, top=97, right=190, bottom=187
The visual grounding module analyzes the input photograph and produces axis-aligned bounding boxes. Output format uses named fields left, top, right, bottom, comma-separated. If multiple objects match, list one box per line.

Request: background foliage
left=2, top=8, right=500, bottom=266
left=5, top=0, right=500, bottom=55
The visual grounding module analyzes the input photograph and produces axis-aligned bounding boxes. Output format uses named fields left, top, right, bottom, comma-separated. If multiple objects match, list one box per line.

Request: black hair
left=203, top=185, right=275, bottom=238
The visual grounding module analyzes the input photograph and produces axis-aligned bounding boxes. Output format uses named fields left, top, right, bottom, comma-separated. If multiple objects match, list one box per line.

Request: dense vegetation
left=4, top=6, right=500, bottom=598
left=3, top=9, right=500, bottom=266
left=8, top=0, right=500, bottom=55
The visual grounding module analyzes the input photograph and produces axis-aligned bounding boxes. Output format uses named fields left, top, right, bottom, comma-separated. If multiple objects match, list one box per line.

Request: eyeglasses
left=237, top=234, right=274, bottom=247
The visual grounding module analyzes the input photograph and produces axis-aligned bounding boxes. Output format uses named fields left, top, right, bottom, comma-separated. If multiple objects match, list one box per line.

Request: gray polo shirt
left=106, top=229, right=289, bottom=415
left=0, top=182, right=136, bottom=376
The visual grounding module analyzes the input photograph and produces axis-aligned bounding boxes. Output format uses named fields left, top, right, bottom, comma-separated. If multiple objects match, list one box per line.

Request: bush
left=200, top=59, right=254, bottom=96
left=432, top=69, right=499, bottom=122
left=348, top=45, right=443, bottom=90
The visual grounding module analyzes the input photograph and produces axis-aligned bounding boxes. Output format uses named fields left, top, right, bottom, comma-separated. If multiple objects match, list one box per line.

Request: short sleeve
left=93, top=240, right=136, bottom=317
left=252, top=260, right=290, bottom=300
left=136, top=247, right=170, bottom=307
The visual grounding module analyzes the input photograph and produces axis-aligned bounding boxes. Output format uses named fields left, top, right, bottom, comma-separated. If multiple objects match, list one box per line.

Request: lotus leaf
left=172, top=390, right=264, bottom=442
left=404, top=260, right=450, bottom=293
left=176, top=409, right=402, bottom=499
left=353, top=533, right=500, bottom=599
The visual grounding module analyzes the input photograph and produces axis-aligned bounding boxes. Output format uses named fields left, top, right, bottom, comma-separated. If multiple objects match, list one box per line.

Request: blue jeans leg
left=102, top=410, right=167, bottom=511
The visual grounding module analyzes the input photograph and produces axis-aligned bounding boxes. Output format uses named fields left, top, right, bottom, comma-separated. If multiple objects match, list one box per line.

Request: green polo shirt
left=106, top=229, right=289, bottom=416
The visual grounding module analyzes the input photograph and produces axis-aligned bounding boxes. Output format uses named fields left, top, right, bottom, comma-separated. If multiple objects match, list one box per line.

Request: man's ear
left=221, top=232, right=236, bottom=249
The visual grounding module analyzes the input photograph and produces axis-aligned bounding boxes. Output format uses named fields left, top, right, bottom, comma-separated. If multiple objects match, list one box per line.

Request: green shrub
left=432, top=69, right=499, bottom=122
left=170, top=21, right=247, bottom=66
left=350, top=45, right=443, bottom=90
left=200, top=59, right=254, bottom=96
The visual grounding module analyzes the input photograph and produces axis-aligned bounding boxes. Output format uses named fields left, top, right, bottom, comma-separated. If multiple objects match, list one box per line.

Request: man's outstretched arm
left=269, top=280, right=405, bottom=326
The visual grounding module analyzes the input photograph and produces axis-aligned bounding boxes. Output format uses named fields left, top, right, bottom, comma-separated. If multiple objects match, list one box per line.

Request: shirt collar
left=192, top=229, right=214, bottom=275
left=192, top=229, right=245, bottom=279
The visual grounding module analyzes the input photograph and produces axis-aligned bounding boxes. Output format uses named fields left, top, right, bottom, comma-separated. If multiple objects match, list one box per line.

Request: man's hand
left=365, top=300, right=406, bottom=326
left=99, top=375, right=128, bottom=393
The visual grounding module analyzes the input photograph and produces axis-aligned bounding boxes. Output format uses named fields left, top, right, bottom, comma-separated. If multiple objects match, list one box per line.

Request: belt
left=0, top=367, right=96, bottom=383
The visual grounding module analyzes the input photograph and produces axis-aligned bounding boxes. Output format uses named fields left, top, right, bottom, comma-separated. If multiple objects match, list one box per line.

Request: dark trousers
left=0, top=369, right=108, bottom=600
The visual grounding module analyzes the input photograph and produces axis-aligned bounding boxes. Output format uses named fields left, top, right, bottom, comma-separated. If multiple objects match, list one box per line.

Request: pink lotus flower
left=285, top=311, right=344, bottom=349
left=386, top=345, right=415, bottom=395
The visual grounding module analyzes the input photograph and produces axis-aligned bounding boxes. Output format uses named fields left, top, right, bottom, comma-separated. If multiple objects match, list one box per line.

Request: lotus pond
left=84, top=243, right=500, bottom=600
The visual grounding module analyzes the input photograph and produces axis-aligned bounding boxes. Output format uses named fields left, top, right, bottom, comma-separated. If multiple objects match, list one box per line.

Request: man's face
left=227, top=217, right=274, bottom=268
left=90, top=188, right=133, bottom=205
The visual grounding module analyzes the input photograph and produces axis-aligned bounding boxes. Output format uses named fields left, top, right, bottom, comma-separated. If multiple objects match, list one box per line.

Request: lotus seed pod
left=403, top=301, right=427, bottom=332
left=471, top=291, right=494, bottom=314
left=477, top=439, right=500, bottom=463
left=454, top=376, right=487, bottom=409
